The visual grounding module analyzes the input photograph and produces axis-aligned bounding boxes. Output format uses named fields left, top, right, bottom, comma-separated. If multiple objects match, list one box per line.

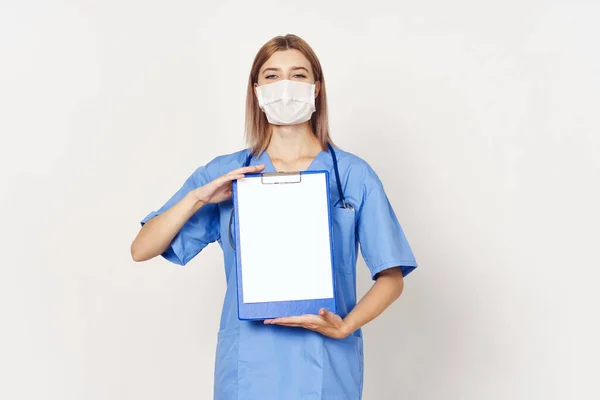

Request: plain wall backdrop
left=1, top=1, right=599, bottom=399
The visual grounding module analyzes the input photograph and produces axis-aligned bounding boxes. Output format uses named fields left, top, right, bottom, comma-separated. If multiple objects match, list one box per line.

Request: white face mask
left=255, top=79, right=316, bottom=125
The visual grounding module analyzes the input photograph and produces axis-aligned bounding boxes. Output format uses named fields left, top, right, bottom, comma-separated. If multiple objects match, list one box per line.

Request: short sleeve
left=356, top=169, right=418, bottom=279
left=140, top=164, right=220, bottom=266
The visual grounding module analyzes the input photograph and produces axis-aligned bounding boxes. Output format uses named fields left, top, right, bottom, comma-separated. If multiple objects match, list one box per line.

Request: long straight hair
left=244, top=34, right=333, bottom=156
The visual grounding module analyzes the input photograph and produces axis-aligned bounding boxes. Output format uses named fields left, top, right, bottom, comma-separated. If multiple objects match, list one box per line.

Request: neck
left=267, top=122, right=322, bottom=160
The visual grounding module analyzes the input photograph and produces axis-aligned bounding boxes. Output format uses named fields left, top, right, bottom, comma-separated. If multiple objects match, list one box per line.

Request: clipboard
left=231, top=170, right=337, bottom=320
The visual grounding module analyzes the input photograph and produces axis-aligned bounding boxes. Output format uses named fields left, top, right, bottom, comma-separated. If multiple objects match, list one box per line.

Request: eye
left=265, top=74, right=277, bottom=79
left=293, top=74, right=307, bottom=79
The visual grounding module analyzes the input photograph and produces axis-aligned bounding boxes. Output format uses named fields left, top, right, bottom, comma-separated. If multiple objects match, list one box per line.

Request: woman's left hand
left=264, top=308, right=352, bottom=339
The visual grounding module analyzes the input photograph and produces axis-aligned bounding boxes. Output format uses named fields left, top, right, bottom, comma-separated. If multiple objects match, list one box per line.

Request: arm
left=265, top=267, right=405, bottom=339
left=342, top=267, right=404, bottom=335
left=130, top=193, right=205, bottom=262
left=131, top=164, right=265, bottom=263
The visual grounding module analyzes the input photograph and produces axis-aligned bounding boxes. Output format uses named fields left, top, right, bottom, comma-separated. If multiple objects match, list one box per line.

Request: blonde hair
left=244, top=34, right=333, bottom=156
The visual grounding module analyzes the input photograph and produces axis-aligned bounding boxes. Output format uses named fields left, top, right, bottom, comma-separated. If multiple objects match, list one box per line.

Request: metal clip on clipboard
left=260, top=171, right=302, bottom=185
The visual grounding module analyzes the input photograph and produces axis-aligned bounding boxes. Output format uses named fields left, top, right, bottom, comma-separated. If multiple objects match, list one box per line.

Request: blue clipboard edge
left=232, top=170, right=337, bottom=320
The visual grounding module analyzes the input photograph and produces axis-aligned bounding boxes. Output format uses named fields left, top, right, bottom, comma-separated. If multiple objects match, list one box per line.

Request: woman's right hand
left=191, top=164, right=266, bottom=204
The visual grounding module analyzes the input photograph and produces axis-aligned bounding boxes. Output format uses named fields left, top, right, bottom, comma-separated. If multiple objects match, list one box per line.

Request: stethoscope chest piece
left=342, top=200, right=354, bottom=210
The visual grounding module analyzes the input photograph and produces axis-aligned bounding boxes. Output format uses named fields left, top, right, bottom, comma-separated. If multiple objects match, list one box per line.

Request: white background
left=1, top=1, right=598, bottom=399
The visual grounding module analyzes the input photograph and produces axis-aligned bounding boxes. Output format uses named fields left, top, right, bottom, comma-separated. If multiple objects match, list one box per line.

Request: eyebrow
left=261, top=66, right=310, bottom=74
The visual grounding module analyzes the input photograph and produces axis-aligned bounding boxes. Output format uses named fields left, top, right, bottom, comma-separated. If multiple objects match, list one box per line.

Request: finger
left=265, top=317, right=303, bottom=325
left=228, top=164, right=266, bottom=176
left=320, top=309, right=339, bottom=325
left=273, top=320, right=324, bottom=331
left=263, top=318, right=303, bottom=327
left=269, top=322, right=304, bottom=328
left=215, top=174, right=245, bottom=186
left=266, top=315, right=314, bottom=325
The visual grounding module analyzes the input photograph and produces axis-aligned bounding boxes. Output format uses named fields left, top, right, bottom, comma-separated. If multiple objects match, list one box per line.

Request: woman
left=131, top=34, right=418, bottom=400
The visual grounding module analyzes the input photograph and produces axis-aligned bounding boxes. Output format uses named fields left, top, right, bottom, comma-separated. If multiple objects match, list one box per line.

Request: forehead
left=260, top=49, right=312, bottom=72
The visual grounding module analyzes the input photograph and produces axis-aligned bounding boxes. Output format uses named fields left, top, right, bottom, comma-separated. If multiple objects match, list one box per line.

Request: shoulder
left=190, top=148, right=250, bottom=184
left=333, top=147, right=383, bottom=190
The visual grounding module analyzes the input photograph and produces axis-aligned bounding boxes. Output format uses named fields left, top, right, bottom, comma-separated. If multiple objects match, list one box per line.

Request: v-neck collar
left=255, top=148, right=327, bottom=173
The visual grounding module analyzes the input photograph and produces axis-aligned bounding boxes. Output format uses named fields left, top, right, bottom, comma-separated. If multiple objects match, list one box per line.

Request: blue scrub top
left=141, top=146, right=418, bottom=400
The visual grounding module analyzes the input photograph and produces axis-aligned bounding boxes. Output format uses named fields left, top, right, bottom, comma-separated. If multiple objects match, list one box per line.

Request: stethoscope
left=229, top=142, right=352, bottom=250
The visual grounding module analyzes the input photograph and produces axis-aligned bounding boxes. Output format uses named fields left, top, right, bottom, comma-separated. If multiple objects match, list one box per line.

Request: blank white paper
left=236, top=172, right=334, bottom=303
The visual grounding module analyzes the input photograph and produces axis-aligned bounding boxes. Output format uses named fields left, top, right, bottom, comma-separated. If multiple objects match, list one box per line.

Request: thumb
left=320, top=308, right=338, bottom=324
